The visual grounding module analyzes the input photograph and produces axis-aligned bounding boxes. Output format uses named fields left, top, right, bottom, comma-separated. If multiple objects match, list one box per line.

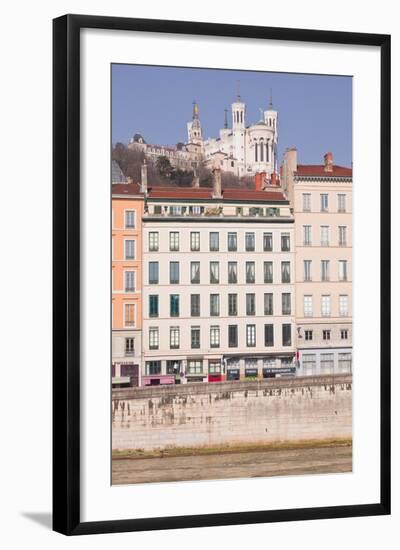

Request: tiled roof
left=147, top=186, right=287, bottom=202
left=112, top=183, right=142, bottom=196
left=295, top=164, right=352, bottom=177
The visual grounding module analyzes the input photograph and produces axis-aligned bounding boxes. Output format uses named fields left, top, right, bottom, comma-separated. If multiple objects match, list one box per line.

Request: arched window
left=255, top=143, right=258, bottom=162
left=266, top=142, right=269, bottom=162
left=260, top=141, right=264, bottom=162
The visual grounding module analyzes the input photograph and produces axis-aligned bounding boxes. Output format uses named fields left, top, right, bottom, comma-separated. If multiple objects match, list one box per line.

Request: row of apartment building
left=112, top=150, right=352, bottom=387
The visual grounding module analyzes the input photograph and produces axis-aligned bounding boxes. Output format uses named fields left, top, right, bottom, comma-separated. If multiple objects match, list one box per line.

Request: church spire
left=269, top=88, right=273, bottom=108
left=224, top=108, right=228, bottom=129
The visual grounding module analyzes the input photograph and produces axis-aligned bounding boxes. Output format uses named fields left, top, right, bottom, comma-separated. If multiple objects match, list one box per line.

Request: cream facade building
left=140, top=171, right=296, bottom=385
left=282, top=149, right=352, bottom=375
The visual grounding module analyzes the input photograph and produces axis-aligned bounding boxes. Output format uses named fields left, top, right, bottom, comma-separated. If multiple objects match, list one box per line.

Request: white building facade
left=129, top=97, right=279, bottom=179
left=140, top=184, right=296, bottom=385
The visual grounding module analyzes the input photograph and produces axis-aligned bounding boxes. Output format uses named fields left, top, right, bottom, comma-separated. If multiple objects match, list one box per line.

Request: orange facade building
left=112, top=182, right=144, bottom=386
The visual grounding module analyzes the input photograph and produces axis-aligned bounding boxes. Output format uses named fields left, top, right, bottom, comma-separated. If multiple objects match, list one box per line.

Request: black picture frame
left=53, top=14, right=391, bottom=535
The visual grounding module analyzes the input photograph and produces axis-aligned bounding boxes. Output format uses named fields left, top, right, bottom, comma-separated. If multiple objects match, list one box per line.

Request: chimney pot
left=140, top=162, right=148, bottom=194
left=324, top=152, right=333, bottom=172
left=212, top=167, right=222, bottom=199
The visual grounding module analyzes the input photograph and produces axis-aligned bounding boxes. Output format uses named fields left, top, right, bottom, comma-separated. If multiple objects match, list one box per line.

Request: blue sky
left=112, top=64, right=352, bottom=167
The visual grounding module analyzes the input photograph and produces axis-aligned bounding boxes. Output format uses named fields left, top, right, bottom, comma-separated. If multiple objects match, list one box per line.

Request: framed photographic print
left=53, top=14, right=391, bottom=535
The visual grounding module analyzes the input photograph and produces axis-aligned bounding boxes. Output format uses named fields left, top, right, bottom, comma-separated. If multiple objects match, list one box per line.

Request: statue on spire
left=192, top=100, right=199, bottom=119
left=269, top=88, right=273, bottom=108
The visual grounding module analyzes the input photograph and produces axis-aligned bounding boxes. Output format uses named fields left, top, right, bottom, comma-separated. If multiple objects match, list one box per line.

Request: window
left=304, top=260, right=312, bottom=281
left=338, top=194, right=346, bottom=212
left=125, top=271, right=135, bottom=292
left=149, top=232, right=159, bottom=252
left=323, top=329, right=331, bottom=341
left=341, top=329, right=349, bottom=340
left=245, top=359, right=258, bottom=378
left=281, top=233, right=290, bottom=251
left=125, top=240, right=135, bottom=260
left=246, top=293, right=256, bottom=315
left=191, top=327, right=200, bottom=349
left=263, top=232, right=273, bottom=251
left=320, top=193, right=328, bottom=211
left=282, top=324, right=292, bottom=346
left=264, top=293, right=273, bottom=315
left=282, top=293, right=291, bottom=315
left=145, top=361, right=161, bottom=375
left=228, top=325, right=238, bottom=347
left=187, top=360, right=203, bottom=374
left=320, top=226, right=329, bottom=246
left=170, top=294, right=180, bottom=317
left=153, top=205, right=162, bottom=215
left=125, top=337, right=135, bottom=356
left=303, top=225, right=312, bottom=246
left=125, top=210, right=135, bottom=228
left=209, top=361, right=221, bottom=374
left=170, top=261, right=179, bottom=284
left=281, top=262, right=290, bottom=283
left=245, top=232, right=255, bottom=251
left=228, top=262, right=237, bottom=283
left=210, top=326, right=220, bottom=348
left=247, top=324, right=256, bottom=347
left=339, top=260, right=348, bottom=281
left=125, top=304, right=135, bottom=326
left=305, top=329, right=313, bottom=341
left=190, top=231, right=200, bottom=251
left=302, top=193, right=311, bottom=212
left=321, top=295, right=331, bottom=316
left=303, top=354, right=316, bottom=374
left=338, top=352, right=352, bottom=373
left=321, top=260, right=330, bottom=281
left=170, top=327, right=180, bottom=349
left=169, top=231, right=179, bottom=251
left=264, top=261, right=273, bottom=283
left=228, top=293, right=238, bottom=316
left=227, top=232, right=237, bottom=251
left=149, top=327, right=159, bottom=350
left=210, top=262, right=220, bottom=284
left=210, top=294, right=220, bottom=316
left=190, top=294, right=200, bottom=317
left=320, top=353, right=334, bottom=374
left=303, top=295, right=313, bottom=317
left=339, top=294, right=349, bottom=316
left=149, top=295, right=158, bottom=318
left=149, top=262, right=159, bottom=284
left=264, top=324, right=274, bottom=346
left=170, top=205, right=182, bottom=216
left=209, top=232, right=219, bottom=251
left=339, top=226, right=347, bottom=246
left=246, top=262, right=255, bottom=283
left=167, top=360, right=181, bottom=375
left=190, top=261, right=200, bottom=284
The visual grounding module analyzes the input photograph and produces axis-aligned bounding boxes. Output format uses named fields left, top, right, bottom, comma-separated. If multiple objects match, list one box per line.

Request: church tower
left=231, top=94, right=246, bottom=173
left=187, top=101, right=203, bottom=146
left=264, top=91, right=278, bottom=173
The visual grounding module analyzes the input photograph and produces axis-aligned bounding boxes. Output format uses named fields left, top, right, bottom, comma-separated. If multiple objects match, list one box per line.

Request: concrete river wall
left=112, top=374, right=352, bottom=452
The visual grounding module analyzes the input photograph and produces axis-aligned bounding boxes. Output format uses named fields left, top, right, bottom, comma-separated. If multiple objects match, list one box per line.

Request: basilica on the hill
left=128, top=95, right=278, bottom=179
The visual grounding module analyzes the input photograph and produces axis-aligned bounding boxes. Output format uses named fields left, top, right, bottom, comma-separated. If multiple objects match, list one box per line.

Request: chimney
left=324, top=151, right=333, bottom=172
left=140, top=161, right=148, bottom=194
left=271, top=172, right=277, bottom=186
left=192, top=168, right=200, bottom=188
left=212, top=167, right=222, bottom=199
left=255, top=172, right=266, bottom=191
